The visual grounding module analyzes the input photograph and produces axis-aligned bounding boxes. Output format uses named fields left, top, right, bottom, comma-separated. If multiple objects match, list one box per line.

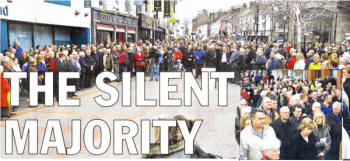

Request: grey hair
left=259, top=137, right=281, bottom=152
left=332, top=102, right=341, bottom=109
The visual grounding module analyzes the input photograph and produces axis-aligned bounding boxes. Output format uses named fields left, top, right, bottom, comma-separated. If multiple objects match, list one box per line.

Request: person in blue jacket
left=267, top=50, right=283, bottom=70
left=14, top=41, right=23, bottom=61
left=193, top=46, right=205, bottom=78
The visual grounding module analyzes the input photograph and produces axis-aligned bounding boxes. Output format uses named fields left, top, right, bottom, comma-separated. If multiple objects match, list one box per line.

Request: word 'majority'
left=3, top=71, right=234, bottom=107
left=5, top=119, right=202, bottom=155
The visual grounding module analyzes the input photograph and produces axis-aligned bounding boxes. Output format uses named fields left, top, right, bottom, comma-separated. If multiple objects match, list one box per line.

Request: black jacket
left=182, top=49, right=194, bottom=67
left=270, top=118, right=297, bottom=160
left=204, top=49, right=217, bottom=68
left=326, top=113, right=342, bottom=159
left=290, top=132, right=318, bottom=160
left=216, top=51, right=231, bottom=65
left=84, top=55, right=96, bottom=73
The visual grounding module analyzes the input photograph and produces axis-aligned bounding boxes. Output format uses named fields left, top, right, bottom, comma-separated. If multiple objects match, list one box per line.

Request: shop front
left=91, top=8, right=138, bottom=45
left=0, top=0, right=91, bottom=52
left=138, top=13, right=157, bottom=42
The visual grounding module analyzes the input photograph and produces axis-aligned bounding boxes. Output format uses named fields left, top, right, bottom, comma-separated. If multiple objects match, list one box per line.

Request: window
left=44, top=0, right=71, bottom=6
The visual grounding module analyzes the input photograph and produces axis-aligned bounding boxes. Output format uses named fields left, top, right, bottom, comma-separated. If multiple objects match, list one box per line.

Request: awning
left=96, top=24, right=113, bottom=31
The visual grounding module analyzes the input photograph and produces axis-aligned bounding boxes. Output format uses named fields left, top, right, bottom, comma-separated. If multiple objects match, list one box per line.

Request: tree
left=271, top=0, right=336, bottom=52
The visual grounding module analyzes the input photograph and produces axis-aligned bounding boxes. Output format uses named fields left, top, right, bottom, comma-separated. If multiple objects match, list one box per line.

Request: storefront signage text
left=141, top=15, right=157, bottom=30
left=0, top=5, right=8, bottom=16
left=97, top=12, right=137, bottom=26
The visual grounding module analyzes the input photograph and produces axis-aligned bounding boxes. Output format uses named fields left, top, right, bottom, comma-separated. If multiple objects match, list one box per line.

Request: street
left=0, top=75, right=240, bottom=159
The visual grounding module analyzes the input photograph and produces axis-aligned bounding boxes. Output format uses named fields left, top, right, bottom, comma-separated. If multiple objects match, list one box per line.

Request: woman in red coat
left=1, top=66, right=10, bottom=120
left=287, top=53, right=297, bottom=70
left=134, top=47, right=145, bottom=72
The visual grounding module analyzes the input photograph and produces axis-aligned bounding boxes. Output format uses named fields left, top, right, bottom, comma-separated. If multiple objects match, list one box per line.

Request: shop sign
left=141, top=14, right=157, bottom=30
left=0, top=5, right=8, bottom=16
left=96, top=11, right=137, bottom=26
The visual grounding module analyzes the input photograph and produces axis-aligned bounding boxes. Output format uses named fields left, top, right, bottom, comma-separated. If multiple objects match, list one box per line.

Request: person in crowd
left=266, top=50, right=283, bottom=70
left=326, top=102, right=342, bottom=160
left=290, top=118, right=318, bottom=160
left=0, top=65, right=10, bottom=120
left=309, top=55, right=321, bottom=70
left=270, top=106, right=296, bottom=160
left=240, top=108, right=277, bottom=160
left=182, top=45, right=194, bottom=73
left=290, top=105, right=304, bottom=127
left=134, top=47, right=145, bottom=72
left=172, top=48, right=183, bottom=71
left=13, top=41, right=23, bottom=61
left=193, top=46, right=204, bottom=78
left=84, top=50, right=95, bottom=88
left=312, top=110, right=331, bottom=160
left=64, top=54, right=79, bottom=97
left=150, top=46, right=163, bottom=81
left=204, top=44, right=217, bottom=68
left=259, top=137, right=281, bottom=160
left=321, top=94, right=333, bottom=115
left=217, top=46, right=231, bottom=72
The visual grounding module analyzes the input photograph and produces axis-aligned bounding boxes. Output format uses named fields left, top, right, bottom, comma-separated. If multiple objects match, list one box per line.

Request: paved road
left=1, top=74, right=240, bottom=159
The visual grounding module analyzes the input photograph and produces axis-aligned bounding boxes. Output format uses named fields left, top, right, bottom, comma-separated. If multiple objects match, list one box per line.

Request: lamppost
left=283, top=15, right=287, bottom=44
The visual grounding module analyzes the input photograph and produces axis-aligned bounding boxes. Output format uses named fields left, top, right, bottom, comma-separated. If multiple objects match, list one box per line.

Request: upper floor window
left=44, top=0, right=71, bottom=6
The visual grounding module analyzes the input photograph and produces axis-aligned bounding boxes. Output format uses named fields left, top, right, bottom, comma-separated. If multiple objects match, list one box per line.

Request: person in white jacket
left=294, top=53, right=306, bottom=79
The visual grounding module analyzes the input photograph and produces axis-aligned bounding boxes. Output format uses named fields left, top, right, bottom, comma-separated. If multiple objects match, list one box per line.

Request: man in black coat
left=64, top=55, right=79, bottom=97
left=270, top=106, right=297, bottom=160
left=54, top=53, right=66, bottom=101
left=326, top=102, right=342, bottom=160
left=289, top=105, right=303, bottom=127
left=204, top=44, right=217, bottom=68
left=245, top=46, right=256, bottom=69
left=84, top=50, right=96, bottom=88
left=182, top=46, right=194, bottom=72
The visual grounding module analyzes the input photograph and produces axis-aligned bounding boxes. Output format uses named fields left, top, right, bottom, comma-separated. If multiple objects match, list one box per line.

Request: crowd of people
left=0, top=39, right=253, bottom=120
left=237, top=69, right=350, bottom=160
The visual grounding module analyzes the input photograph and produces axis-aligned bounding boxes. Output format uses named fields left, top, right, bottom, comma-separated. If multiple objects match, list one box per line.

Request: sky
left=176, top=0, right=248, bottom=24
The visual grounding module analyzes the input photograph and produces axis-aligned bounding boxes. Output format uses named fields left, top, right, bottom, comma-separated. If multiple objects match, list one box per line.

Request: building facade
left=0, top=0, right=91, bottom=52
left=91, top=8, right=138, bottom=44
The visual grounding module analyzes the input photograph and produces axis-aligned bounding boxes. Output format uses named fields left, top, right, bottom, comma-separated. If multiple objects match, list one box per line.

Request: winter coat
left=36, top=63, right=46, bottom=76
left=255, top=55, right=267, bottom=69
left=312, top=124, right=332, bottom=159
left=308, top=62, right=321, bottom=70
left=193, top=49, right=205, bottom=64
left=204, top=49, right=217, bottom=67
left=294, top=60, right=306, bottom=70
left=1, top=74, right=10, bottom=108
left=79, top=57, right=88, bottom=73
left=134, top=52, right=145, bottom=67
left=287, top=57, right=297, bottom=69
left=290, top=132, right=318, bottom=160
left=267, top=58, right=283, bottom=70
left=270, top=118, right=297, bottom=160
left=173, top=51, right=183, bottom=61
left=182, top=49, right=194, bottom=67
left=240, top=125, right=277, bottom=160
left=116, top=50, right=127, bottom=64
left=326, top=113, right=342, bottom=159
left=84, top=55, right=96, bottom=73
